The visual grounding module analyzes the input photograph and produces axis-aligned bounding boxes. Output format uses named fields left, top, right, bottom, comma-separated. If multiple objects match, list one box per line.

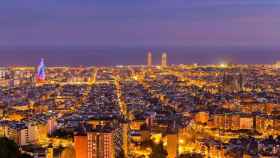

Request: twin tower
left=147, top=51, right=168, bottom=67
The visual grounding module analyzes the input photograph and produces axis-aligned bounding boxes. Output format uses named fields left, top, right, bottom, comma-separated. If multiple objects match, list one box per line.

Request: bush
left=0, top=137, right=20, bottom=158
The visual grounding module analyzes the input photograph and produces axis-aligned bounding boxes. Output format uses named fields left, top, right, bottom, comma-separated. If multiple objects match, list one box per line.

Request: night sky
left=0, top=0, right=280, bottom=65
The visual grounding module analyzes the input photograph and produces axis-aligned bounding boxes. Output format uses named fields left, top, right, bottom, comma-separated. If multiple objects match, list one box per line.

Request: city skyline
left=2, top=1, right=280, bottom=158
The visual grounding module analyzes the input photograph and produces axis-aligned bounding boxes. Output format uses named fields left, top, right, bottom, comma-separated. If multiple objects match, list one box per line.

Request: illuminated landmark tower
left=147, top=51, right=152, bottom=67
left=161, top=52, right=167, bottom=67
left=36, top=58, right=46, bottom=83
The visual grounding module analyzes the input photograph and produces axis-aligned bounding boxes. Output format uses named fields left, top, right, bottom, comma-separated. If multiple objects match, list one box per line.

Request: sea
left=0, top=45, right=279, bottom=67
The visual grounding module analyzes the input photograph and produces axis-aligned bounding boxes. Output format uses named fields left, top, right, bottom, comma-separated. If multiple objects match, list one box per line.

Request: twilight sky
left=1, top=0, right=280, bottom=46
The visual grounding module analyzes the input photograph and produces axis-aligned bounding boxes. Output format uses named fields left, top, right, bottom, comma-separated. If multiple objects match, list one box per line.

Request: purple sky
left=1, top=0, right=280, bottom=46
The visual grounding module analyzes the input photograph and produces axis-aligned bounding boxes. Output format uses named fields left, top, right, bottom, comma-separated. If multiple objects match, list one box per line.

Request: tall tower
left=147, top=51, right=152, bottom=67
left=36, top=58, right=46, bottom=83
left=161, top=52, right=167, bottom=67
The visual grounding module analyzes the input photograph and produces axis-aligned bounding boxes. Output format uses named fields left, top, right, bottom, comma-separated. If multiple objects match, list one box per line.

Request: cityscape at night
left=1, top=1, right=280, bottom=158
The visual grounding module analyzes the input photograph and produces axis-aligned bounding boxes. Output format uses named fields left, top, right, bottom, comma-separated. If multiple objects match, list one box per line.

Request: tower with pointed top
left=147, top=51, right=152, bottom=67
left=161, top=52, right=167, bottom=67
left=36, top=58, right=46, bottom=83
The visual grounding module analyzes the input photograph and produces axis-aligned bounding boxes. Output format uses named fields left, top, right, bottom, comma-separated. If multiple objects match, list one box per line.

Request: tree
left=0, top=137, right=20, bottom=158
left=19, top=154, right=33, bottom=158
left=150, top=141, right=167, bottom=158
left=0, top=137, right=34, bottom=158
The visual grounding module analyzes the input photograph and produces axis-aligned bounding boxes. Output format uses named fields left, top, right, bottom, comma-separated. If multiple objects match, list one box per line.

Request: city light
left=219, top=62, right=228, bottom=68
left=0, top=1, right=279, bottom=157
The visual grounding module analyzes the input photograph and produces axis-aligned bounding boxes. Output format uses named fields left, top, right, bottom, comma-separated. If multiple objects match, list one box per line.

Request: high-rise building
left=147, top=51, right=152, bottom=67
left=74, top=125, right=122, bottom=158
left=166, top=133, right=178, bottom=158
left=88, top=131, right=115, bottom=158
left=2, top=122, right=39, bottom=146
left=47, top=117, right=57, bottom=135
left=36, top=58, right=46, bottom=83
left=161, top=52, right=167, bottom=67
left=74, top=135, right=88, bottom=158
left=26, top=123, right=39, bottom=144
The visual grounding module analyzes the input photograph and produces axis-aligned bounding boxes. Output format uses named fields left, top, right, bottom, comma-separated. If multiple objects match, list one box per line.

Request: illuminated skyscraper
left=36, top=58, right=46, bottom=82
left=161, top=52, right=167, bottom=67
left=147, top=51, right=152, bottom=67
